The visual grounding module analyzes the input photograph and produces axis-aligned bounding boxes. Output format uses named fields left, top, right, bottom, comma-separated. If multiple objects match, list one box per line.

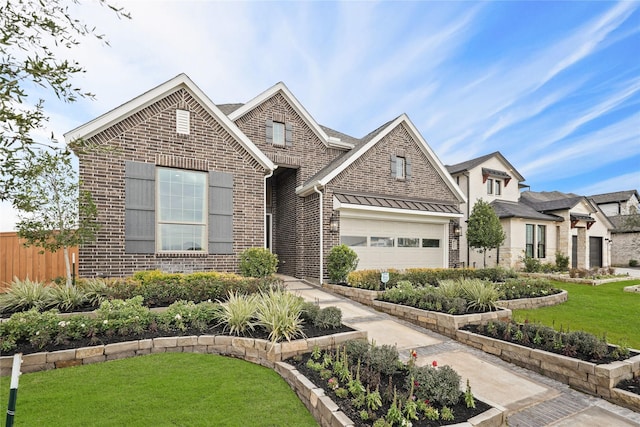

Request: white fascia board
left=64, top=73, right=275, bottom=172
left=228, top=82, right=333, bottom=147
left=400, top=114, right=467, bottom=204
left=335, top=199, right=463, bottom=222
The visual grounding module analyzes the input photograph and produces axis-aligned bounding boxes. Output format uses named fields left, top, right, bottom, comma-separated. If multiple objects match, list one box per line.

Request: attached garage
left=334, top=193, right=462, bottom=271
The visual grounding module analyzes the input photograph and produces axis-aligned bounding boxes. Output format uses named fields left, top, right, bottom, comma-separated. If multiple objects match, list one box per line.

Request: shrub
left=409, top=364, right=461, bottom=406
left=555, top=252, right=570, bottom=271
left=434, top=280, right=463, bottom=299
left=369, top=344, right=400, bottom=376
left=300, top=301, right=321, bottom=325
left=0, top=309, right=62, bottom=351
left=255, top=288, right=305, bottom=343
left=495, top=278, right=559, bottom=300
left=313, top=306, right=342, bottom=329
left=522, top=256, right=542, bottom=273
left=347, top=269, right=402, bottom=290
left=47, top=285, right=88, bottom=312
left=0, top=277, right=52, bottom=314
left=95, top=296, right=152, bottom=336
left=239, top=248, right=278, bottom=278
left=77, top=278, right=110, bottom=307
left=459, top=279, right=499, bottom=312
left=216, top=291, right=258, bottom=336
left=629, top=259, right=638, bottom=267
left=327, top=245, right=359, bottom=283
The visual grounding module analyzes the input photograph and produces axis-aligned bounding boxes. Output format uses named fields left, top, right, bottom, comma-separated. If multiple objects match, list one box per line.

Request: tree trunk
left=63, top=246, right=72, bottom=287
left=483, top=249, right=487, bottom=268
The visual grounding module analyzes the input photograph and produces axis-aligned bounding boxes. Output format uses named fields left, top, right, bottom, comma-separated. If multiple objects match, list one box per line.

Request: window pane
left=157, top=167, right=207, bottom=252
left=273, top=122, right=285, bottom=145
left=495, top=180, right=501, bottom=195
left=397, top=237, right=419, bottom=247
left=487, top=179, right=493, bottom=194
left=396, top=157, right=406, bottom=179
left=341, top=236, right=367, bottom=247
left=525, top=224, right=534, bottom=258
left=422, top=239, right=440, bottom=248
left=537, top=225, right=546, bottom=258
left=370, top=237, right=394, bottom=247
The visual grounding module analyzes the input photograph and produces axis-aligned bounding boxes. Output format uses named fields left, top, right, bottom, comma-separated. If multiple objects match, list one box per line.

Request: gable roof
left=490, top=200, right=563, bottom=221
left=296, top=114, right=467, bottom=204
left=446, top=151, right=526, bottom=182
left=227, top=82, right=354, bottom=150
left=589, top=189, right=640, bottom=205
left=64, top=74, right=276, bottom=172
left=520, top=191, right=593, bottom=212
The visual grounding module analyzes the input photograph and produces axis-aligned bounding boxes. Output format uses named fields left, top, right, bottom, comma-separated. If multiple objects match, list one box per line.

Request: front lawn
left=512, top=280, right=640, bottom=349
left=1, top=353, right=318, bottom=427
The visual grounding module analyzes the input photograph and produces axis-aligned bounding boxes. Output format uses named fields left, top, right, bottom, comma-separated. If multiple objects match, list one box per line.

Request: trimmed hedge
left=107, top=270, right=281, bottom=307
left=346, top=267, right=517, bottom=290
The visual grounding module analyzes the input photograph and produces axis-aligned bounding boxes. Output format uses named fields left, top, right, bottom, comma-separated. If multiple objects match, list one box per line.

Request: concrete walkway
left=282, top=277, right=640, bottom=427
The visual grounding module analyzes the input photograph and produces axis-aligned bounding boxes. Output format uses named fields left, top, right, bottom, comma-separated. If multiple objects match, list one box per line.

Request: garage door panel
left=340, top=217, right=445, bottom=270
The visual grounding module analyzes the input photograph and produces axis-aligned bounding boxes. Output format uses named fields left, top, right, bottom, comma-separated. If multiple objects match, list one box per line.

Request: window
left=495, top=180, right=502, bottom=195
left=487, top=178, right=494, bottom=195
left=370, top=237, right=394, bottom=247
left=272, top=122, right=285, bottom=146
left=157, top=168, right=207, bottom=252
left=537, top=225, right=546, bottom=258
left=341, top=236, right=367, bottom=247
left=525, top=224, right=534, bottom=258
left=397, top=237, right=419, bottom=248
left=396, top=156, right=406, bottom=179
left=422, top=239, right=440, bottom=248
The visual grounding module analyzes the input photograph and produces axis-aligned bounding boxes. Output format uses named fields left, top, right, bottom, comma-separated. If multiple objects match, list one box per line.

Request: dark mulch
left=287, top=355, right=492, bottom=426
left=617, top=377, right=640, bottom=396
left=7, top=324, right=355, bottom=356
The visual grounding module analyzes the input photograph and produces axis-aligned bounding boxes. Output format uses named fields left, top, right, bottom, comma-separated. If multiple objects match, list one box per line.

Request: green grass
left=513, top=279, right=640, bottom=349
left=0, top=353, right=318, bottom=427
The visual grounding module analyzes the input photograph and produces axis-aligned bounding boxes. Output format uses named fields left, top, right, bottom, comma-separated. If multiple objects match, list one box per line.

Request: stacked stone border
left=323, top=283, right=512, bottom=339
left=0, top=330, right=505, bottom=427
left=455, top=329, right=640, bottom=412
left=494, top=290, right=568, bottom=310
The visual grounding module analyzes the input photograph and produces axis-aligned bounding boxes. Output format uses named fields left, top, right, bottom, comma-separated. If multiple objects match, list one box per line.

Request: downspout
left=264, top=169, right=274, bottom=249
left=465, top=171, right=471, bottom=268
left=313, top=185, right=323, bottom=283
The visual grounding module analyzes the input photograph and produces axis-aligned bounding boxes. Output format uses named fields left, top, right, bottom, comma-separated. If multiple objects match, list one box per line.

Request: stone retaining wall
left=0, top=331, right=367, bottom=376
left=323, top=283, right=511, bottom=338
left=455, top=329, right=640, bottom=409
left=495, top=290, right=568, bottom=310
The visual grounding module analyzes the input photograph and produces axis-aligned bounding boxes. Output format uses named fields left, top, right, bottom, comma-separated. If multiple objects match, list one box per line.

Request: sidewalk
left=282, top=276, right=640, bottom=427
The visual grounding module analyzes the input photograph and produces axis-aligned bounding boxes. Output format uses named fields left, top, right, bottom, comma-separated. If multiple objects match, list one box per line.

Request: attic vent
left=176, top=109, right=190, bottom=135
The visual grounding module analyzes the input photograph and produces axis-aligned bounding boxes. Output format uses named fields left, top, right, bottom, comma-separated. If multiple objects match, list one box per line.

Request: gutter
left=264, top=168, right=275, bottom=249
left=313, top=185, right=324, bottom=283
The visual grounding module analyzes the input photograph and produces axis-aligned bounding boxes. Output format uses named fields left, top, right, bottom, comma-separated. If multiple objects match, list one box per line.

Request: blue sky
left=1, top=0, right=639, bottom=230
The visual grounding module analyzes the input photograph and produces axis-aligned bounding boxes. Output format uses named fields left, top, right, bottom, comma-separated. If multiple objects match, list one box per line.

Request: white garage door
left=340, top=216, right=447, bottom=270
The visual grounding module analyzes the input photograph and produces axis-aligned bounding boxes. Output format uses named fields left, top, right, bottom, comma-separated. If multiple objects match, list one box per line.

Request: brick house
left=447, top=152, right=613, bottom=269
left=65, top=74, right=465, bottom=281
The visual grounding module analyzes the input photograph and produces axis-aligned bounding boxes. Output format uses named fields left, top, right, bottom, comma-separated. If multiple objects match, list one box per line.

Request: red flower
left=432, top=360, right=438, bottom=367
left=413, top=381, right=419, bottom=387
left=424, top=399, right=430, bottom=405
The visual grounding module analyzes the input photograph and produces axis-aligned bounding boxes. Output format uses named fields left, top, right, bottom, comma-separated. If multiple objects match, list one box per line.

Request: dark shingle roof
left=446, top=152, right=499, bottom=175
left=589, top=190, right=640, bottom=205
left=335, top=191, right=461, bottom=215
left=520, top=191, right=586, bottom=212
left=490, top=200, right=563, bottom=221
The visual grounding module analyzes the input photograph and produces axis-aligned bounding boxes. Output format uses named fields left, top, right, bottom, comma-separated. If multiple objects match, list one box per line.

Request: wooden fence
left=0, top=232, right=78, bottom=288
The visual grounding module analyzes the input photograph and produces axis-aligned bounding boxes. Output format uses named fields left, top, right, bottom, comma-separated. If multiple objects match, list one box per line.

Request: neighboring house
left=589, top=190, right=640, bottom=266
left=447, top=152, right=613, bottom=269
left=65, top=74, right=465, bottom=281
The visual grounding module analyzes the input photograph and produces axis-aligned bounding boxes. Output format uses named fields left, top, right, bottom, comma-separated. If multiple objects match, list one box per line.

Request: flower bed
left=611, top=377, right=640, bottom=412
left=323, top=283, right=511, bottom=339
left=455, top=328, right=640, bottom=405
left=283, top=341, right=505, bottom=426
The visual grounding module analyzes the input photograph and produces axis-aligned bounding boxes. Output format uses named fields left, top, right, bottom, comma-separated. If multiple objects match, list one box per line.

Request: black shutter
left=209, top=171, right=234, bottom=254
left=125, top=161, right=155, bottom=253
left=265, top=119, right=273, bottom=145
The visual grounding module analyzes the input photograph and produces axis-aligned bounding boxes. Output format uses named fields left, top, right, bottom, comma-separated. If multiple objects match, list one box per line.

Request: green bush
left=216, top=291, right=258, bottom=336
left=47, top=285, right=88, bottom=312
left=346, top=267, right=516, bottom=289
left=495, top=278, right=559, bottom=299
left=369, top=344, right=400, bottom=376
left=459, top=279, right=500, bottom=312
left=629, top=259, right=638, bottom=267
left=313, top=306, right=342, bottom=329
left=255, top=288, right=305, bottom=343
left=555, top=252, right=570, bottom=271
left=327, top=245, right=359, bottom=283
left=0, top=278, right=52, bottom=314
left=409, top=364, right=461, bottom=406
left=523, top=256, right=542, bottom=273
left=239, top=248, right=279, bottom=278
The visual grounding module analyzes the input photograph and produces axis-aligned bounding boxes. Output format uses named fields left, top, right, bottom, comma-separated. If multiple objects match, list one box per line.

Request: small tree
left=13, top=151, right=99, bottom=287
left=327, top=244, right=359, bottom=283
left=466, top=199, right=506, bottom=268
